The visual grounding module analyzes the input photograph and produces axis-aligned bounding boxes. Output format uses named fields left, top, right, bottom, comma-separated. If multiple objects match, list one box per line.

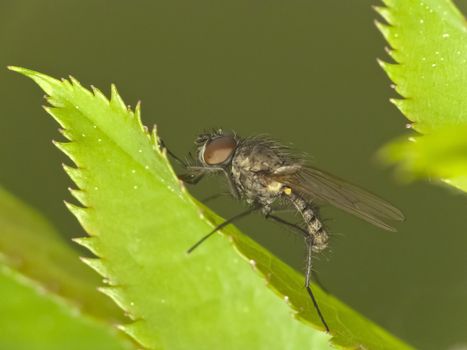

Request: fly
left=163, top=129, right=404, bottom=332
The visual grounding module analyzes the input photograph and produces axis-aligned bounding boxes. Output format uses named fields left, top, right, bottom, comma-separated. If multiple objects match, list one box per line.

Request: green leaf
left=376, top=0, right=467, bottom=133
left=381, top=124, right=467, bottom=191
left=0, top=265, right=132, bottom=350
left=375, top=0, right=467, bottom=191
left=0, top=185, right=124, bottom=323
left=9, top=66, right=413, bottom=350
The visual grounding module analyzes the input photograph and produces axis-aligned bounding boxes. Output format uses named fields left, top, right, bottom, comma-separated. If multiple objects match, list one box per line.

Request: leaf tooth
left=53, top=141, right=80, bottom=165
left=151, top=124, right=161, bottom=151
left=69, top=75, right=87, bottom=95
left=63, top=164, right=86, bottom=189
left=98, top=286, right=135, bottom=319
left=373, top=6, right=393, bottom=25
left=377, top=58, right=389, bottom=71
left=44, top=106, right=67, bottom=128
left=80, top=257, right=110, bottom=278
left=68, top=187, right=88, bottom=206
left=58, top=127, right=73, bottom=141
left=73, top=237, right=102, bottom=256
left=377, top=59, right=403, bottom=85
left=117, top=322, right=151, bottom=349
left=133, top=101, right=145, bottom=132
left=110, top=84, right=127, bottom=112
left=390, top=98, right=413, bottom=122
left=64, top=201, right=89, bottom=224
left=91, top=85, right=110, bottom=105
left=374, top=20, right=392, bottom=42
left=380, top=0, right=394, bottom=7
left=69, top=76, right=93, bottom=99
left=383, top=46, right=399, bottom=63
left=135, top=101, right=142, bottom=122
left=44, top=96, right=66, bottom=109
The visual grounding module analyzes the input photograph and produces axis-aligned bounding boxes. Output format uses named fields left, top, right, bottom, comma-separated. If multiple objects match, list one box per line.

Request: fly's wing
left=276, top=166, right=405, bottom=231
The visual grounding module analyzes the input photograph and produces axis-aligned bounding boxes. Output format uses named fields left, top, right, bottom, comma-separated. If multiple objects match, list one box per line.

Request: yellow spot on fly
left=267, top=181, right=283, bottom=193
left=283, top=187, right=292, bottom=195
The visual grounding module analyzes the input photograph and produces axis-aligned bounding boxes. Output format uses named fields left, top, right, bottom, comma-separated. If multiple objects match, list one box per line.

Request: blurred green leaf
left=376, top=0, right=467, bottom=191
left=0, top=185, right=124, bottom=322
left=0, top=265, right=132, bottom=350
left=382, top=125, right=467, bottom=191
left=10, top=66, right=413, bottom=350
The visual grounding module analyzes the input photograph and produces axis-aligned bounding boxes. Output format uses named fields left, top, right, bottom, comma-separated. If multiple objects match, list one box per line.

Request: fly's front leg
left=223, top=170, right=241, bottom=200
left=180, top=166, right=224, bottom=185
left=158, top=138, right=204, bottom=184
left=158, top=138, right=188, bottom=168
left=178, top=169, right=205, bottom=184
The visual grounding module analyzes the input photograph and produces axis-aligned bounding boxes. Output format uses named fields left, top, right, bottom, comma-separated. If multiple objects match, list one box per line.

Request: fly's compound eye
left=203, top=135, right=237, bottom=165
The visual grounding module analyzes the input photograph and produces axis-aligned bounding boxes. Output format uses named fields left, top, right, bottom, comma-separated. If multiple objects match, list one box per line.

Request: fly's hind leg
left=265, top=213, right=329, bottom=293
left=305, top=236, right=330, bottom=332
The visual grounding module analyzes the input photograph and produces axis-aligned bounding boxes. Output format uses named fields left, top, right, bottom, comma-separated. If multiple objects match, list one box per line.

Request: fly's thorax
left=230, top=143, right=286, bottom=206
left=233, top=140, right=284, bottom=171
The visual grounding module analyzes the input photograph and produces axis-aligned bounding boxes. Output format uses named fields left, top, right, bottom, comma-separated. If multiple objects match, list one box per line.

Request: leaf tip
left=7, top=66, right=60, bottom=96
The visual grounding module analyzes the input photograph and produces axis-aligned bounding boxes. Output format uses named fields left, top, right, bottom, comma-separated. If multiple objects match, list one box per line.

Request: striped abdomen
left=288, top=191, right=328, bottom=252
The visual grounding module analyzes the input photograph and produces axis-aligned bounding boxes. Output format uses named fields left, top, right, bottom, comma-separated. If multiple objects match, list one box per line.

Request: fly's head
left=194, top=129, right=238, bottom=169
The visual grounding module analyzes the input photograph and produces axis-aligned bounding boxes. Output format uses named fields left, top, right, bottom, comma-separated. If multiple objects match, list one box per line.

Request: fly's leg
left=201, top=192, right=231, bottom=203
left=178, top=171, right=206, bottom=185
left=265, top=214, right=329, bottom=293
left=305, top=236, right=330, bottom=333
left=159, top=138, right=187, bottom=168
left=265, top=214, right=307, bottom=238
left=158, top=138, right=208, bottom=184
left=283, top=190, right=330, bottom=332
left=223, top=171, right=241, bottom=200
left=187, top=205, right=259, bottom=253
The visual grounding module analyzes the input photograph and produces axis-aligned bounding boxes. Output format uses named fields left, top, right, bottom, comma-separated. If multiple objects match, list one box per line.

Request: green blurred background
left=0, top=1, right=466, bottom=349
